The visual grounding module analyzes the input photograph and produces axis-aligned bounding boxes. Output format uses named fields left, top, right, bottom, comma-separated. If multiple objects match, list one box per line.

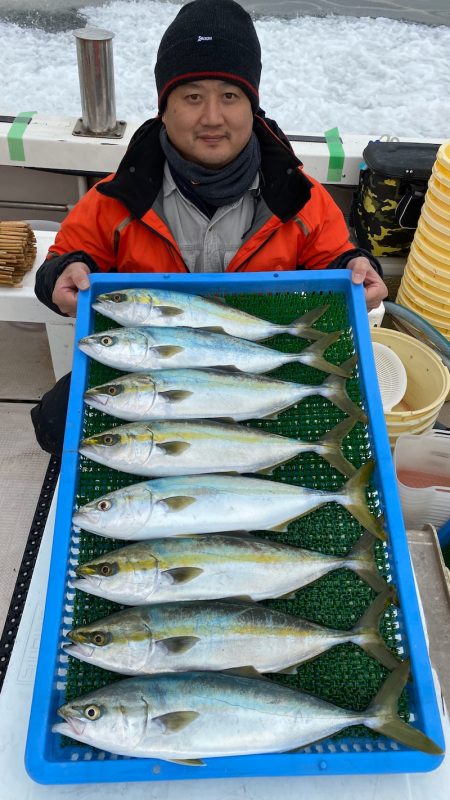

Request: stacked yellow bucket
left=396, top=140, right=450, bottom=339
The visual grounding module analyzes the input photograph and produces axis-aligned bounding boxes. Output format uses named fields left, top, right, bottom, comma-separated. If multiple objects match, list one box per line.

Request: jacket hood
left=97, top=113, right=313, bottom=223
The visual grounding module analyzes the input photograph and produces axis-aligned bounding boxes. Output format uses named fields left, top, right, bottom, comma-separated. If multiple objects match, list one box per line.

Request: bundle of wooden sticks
left=0, top=221, right=37, bottom=286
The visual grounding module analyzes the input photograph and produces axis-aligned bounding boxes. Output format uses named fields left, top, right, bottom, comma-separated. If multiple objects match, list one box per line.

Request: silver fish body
left=84, top=366, right=365, bottom=423
left=72, top=463, right=385, bottom=541
left=53, top=665, right=442, bottom=760
left=93, top=288, right=328, bottom=341
left=65, top=594, right=399, bottom=675
left=78, top=327, right=349, bottom=377
left=79, top=417, right=356, bottom=478
left=73, top=531, right=388, bottom=606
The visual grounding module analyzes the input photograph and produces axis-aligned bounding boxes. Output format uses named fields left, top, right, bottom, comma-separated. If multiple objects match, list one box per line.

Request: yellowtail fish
left=72, top=461, right=385, bottom=541
left=84, top=362, right=366, bottom=423
left=79, top=327, right=350, bottom=377
left=79, top=417, right=357, bottom=478
left=93, top=288, right=329, bottom=341
left=74, top=531, right=388, bottom=606
left=64, top=593, right=399, bottom=676
left=53, top=664, right=442, bottom=761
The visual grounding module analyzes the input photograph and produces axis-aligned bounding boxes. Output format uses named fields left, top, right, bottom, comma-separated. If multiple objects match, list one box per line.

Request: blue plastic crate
left=25, top=270, right=445, bottom=783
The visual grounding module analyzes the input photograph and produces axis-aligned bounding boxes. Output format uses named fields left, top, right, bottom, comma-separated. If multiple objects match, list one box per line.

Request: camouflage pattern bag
left=351, top=141, right=439, bottom=257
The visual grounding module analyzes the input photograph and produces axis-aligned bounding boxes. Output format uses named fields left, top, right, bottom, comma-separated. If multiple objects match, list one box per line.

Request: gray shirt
left=162, top=161, right=260, bottom=273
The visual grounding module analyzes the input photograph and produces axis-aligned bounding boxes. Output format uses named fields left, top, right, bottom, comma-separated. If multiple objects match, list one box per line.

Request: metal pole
left=72, top=28, right=125, bottom=139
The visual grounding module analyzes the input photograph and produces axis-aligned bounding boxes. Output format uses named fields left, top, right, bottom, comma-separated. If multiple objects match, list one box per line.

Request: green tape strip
left=7, top=111, right=37, bottom=161
left=324, top=126, right=345, bottom=182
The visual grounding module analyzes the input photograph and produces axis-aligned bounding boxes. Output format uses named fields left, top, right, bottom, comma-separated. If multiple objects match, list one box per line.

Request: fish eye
left=100, top=336, right=113, bottom=347
left=91, top=631, right=110, bottom=646
left=97, top=499, right=111, bottom=512
left=99, top=562, right=114, bottom=576
left=112, top=293, right=125, bottom=303
left=84, top=704, right=101, bottom=720
left=107, top=385, right=118, bottom=396
left=101, top=433, right=118, bottom=446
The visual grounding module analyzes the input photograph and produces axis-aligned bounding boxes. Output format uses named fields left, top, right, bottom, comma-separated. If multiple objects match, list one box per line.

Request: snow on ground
left=1, top=0, right=449, bottom=137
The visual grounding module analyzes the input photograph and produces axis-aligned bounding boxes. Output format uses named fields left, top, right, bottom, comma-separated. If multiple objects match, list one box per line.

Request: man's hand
left=347, top=256, right=388, bottom=311
left=52, top=262, right=91, bottom=317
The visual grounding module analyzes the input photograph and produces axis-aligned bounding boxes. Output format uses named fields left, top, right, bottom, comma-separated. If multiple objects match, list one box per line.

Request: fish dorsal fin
left=161, top=567, right=203, bottom=584
left=156, top=636, right=200, bottom=654
left=162, top=495, right=197, bottom=511
left=154, top=710, right=200, bottom=733
left=158, top=390, right=193, bottom=403
left=157, top=441, right=191, bottom=456
left=152, top=345, right=184, bottom=357
left=157, top=306, right=184, bottom=317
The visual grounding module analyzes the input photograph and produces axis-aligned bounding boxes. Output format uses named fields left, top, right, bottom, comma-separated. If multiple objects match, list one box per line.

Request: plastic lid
left=372, top=342, right=408, bottom=412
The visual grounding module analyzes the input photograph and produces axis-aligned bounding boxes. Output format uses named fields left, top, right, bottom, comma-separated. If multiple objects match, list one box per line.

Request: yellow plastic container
left=401, top=271, right=450, bottom=315
left=404, top=265, right=450, bottom=305
left=421, top=202, right=450, bottom=236
left=426, top=189, right=450, bottom=222
left=427, top=175, right=450, bottom=207
left=370, top=328, right=450, bottom=430
left=432, top=162, right=450, bottom=189
left=437, top=140, right=450, bottom=172
left=396, top=286, right=450, bottom=336
left=414, top=228, right=450, bottom=266
left=405, top=255, right=450, bottom=293
left=417, top=215, right=450, bottom=250
left=410, top=240, right=450, bottom=278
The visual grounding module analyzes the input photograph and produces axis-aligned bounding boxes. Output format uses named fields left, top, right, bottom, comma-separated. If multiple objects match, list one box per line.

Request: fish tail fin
left=319, top=372, right=367, bottom=424
left=296, top=332, right=352, bottom=377
left=364, top=660, right=443, bottom=754
left=346, top=530, right=391, bottom=594
left=338, top=460, right=387, bottom=541
left=287, top=306, right=329, bottom=340
left=317, top=417, right=357, bottom=477
left=351, top=590, right=400, bottom=670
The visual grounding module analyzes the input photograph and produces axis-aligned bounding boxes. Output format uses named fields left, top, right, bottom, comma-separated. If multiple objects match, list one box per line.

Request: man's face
left=162, top=80, right=253, bottom=169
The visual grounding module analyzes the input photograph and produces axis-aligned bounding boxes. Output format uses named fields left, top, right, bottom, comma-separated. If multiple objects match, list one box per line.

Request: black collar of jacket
left=97, top=115, right=313, bottom=223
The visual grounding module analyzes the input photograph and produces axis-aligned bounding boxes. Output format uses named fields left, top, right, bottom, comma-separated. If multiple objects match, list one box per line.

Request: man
left=32, top=0, right=387, bottom=455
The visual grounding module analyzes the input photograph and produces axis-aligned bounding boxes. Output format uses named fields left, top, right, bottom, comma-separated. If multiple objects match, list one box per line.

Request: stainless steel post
left=72, top=28, right=126, bottom=138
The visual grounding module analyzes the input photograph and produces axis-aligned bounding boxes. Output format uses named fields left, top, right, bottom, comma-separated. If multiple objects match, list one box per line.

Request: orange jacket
left=37, top=116, right=358, bottom=311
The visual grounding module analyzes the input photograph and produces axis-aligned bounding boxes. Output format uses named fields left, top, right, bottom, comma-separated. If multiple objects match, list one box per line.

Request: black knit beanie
left=155, top=0, right=262, bottom=113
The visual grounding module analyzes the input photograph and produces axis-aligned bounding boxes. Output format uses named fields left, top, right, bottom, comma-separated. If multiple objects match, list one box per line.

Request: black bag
left=351, top=141, right=440, bottom=257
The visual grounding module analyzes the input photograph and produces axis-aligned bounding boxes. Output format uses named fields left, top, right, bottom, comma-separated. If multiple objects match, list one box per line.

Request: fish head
left=53, top=682, right=149, bottom=752
left=93, top=289, right=153, bottom=326
left=74, top=543, right=160, bottom=603
left=84, top=375, right=157, bottom=420
left=79, top=425, right=155, bottom=470
left=65, top=608, right=153, bottom=673
left=79, top=329, right=151, bottom=370
left=72, top=483, right=154, bottom=538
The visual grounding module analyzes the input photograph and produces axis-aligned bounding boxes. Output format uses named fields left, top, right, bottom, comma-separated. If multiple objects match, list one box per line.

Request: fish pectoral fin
left=222, top=666, right=270, bottom=681
left=277, top=590, right=299, bottom=600
left=277, top=663, right=302, bottom=675
left=157, top=440, right=191, bottom=456
left=166, top=758, right=205, bottom=766
left=152, top=345, right=185, bottom=357
left=154, top=710, right=200, bottom=733
left=156, top=636, right=200, bottom=655
left=162, top=567, right=203, bottom=584
left=198, top=325, right=226, bottom=333
left=158, top=390, right=193, bottom=403
left=161, top=495, right=197, bottom=512
left=157, top=305, right=184, bottom=317
left=270, top=519, right=296, bottom=532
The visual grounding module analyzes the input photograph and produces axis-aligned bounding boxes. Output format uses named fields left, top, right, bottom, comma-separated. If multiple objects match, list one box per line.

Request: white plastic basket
left=394, top=430, right=450, bottom=528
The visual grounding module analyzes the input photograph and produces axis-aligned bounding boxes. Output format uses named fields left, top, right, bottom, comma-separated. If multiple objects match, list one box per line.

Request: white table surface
left=1, top=490, right=450, bottom=800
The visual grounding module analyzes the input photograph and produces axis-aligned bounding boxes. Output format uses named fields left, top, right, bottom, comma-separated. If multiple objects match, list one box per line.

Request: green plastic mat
left=65, top=290, right=407, bottom=746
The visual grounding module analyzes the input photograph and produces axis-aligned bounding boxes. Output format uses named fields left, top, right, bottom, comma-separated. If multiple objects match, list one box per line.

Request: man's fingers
left=70, top=264, right=91, bottom=291
left=351, top=268, right=366, bottom=284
